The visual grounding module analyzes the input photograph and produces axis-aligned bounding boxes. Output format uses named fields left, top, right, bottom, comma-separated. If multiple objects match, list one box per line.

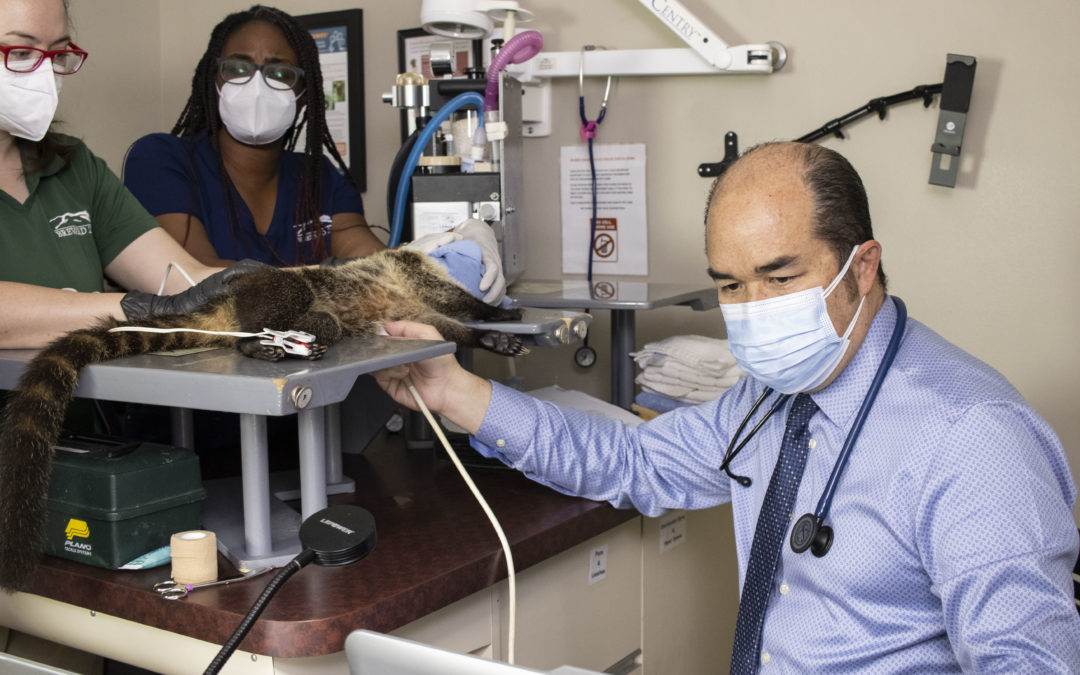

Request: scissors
left=153, top=567, right=272, bottom=600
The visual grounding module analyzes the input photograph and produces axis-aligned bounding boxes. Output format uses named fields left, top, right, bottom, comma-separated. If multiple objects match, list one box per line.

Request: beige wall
left=63, top=0, right=1080, bottom=518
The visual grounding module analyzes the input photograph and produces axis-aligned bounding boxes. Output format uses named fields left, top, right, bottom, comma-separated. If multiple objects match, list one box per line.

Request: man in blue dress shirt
left=375, top=142, right=1080, bottom=671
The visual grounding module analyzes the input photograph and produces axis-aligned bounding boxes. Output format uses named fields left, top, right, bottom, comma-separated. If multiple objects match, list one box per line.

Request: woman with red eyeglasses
left=0, top=0, right=261, bottom=352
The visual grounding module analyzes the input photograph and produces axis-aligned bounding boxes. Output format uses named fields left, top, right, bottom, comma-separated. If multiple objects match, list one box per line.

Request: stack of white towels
left=630, top=335, right=745, bottom=412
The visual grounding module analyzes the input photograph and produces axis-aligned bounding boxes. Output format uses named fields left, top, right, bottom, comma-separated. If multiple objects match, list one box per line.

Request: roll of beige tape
left=170, top=530, right=218, bottom=585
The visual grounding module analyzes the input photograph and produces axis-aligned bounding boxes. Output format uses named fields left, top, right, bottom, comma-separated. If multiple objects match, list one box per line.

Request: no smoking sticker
left=592, top=218, right=618, bottom=262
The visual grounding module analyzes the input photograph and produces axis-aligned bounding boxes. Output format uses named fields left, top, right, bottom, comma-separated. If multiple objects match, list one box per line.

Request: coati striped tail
left=0, top=314, right=237, bottom=591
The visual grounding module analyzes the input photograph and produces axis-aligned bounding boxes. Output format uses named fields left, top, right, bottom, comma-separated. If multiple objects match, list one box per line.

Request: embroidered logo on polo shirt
left=50, top=210, right=93, bottom=238
left=294, top=214, right=333, bottom=243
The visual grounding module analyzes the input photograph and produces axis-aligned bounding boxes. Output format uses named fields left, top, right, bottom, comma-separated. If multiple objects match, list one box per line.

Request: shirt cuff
left=470, top=381, right=541, bottom=465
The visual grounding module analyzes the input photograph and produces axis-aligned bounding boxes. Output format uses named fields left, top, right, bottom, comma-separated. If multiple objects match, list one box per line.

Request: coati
left=0, top=248, right=526, bottom=591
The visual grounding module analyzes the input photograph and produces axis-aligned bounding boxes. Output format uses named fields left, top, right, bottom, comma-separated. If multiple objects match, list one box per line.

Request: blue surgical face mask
left=720, top=246, right=864, bottom=394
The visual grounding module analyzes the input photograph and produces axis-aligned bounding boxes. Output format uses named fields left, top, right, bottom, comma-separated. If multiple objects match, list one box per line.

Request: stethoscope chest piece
left=790, top=512, right=833, bottom=557
left=723, top=297, right=908, bottom=563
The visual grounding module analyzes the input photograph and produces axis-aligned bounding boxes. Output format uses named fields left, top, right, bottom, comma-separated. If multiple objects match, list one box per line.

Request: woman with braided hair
left=125, top=4, right=508, bottom=305
left=118, top=5, right=508, bottom=472
left=123, top=4, right=385, bottom=267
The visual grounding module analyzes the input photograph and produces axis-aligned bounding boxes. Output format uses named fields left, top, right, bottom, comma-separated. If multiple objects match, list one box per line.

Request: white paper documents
left=560, top=143, right=648, bottom=276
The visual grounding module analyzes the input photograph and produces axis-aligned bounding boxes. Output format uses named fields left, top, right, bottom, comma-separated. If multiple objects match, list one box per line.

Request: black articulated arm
left=796, top=83, right=943, bottom=144
left=697, top=82, right=947, bottom=178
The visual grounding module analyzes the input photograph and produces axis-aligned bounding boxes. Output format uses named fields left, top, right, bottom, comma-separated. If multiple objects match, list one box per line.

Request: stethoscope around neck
left=718, top=297, right=908, bottom=558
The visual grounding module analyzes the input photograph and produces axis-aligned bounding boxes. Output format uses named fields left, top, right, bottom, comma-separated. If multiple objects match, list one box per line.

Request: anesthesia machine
left=383, top=26, right=537, bottom=286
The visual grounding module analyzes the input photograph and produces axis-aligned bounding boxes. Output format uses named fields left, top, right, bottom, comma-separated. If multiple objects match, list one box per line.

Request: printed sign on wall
left=560, top=143, right=648, bottom=275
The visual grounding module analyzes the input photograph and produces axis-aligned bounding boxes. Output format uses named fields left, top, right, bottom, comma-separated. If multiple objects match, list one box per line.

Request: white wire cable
left=404, top=378, right=517, bottom=665
left=156, top=261, right=198, bottom=296
left=108, top=326, right=318, bottom=358
left=108, top=326, right=259, bottom=338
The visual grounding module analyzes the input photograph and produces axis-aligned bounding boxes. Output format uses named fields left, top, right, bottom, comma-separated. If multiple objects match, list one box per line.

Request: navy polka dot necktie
left=730, top=392, right=819, bottom=673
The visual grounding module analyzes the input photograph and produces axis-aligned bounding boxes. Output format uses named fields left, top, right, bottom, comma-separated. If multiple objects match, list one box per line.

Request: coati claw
left=303, top=343, right=328, bottom=360
left=479, top=331, right=530, bottom=356
left=253, top=345, right=286, bottom=362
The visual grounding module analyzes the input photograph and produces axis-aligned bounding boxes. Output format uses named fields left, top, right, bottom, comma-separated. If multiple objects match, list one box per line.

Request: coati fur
left=0, top=248, right=526, bottom=591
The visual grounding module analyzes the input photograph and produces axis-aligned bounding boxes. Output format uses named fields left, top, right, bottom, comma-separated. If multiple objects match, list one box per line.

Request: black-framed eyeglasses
left=216, top=57, right=303, bottom=91
left=0, top=42, right=88, bottom=75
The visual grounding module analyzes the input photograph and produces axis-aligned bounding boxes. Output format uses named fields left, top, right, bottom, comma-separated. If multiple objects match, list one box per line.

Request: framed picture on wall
left=296, top=9, right=366, bottom=191
left=395, top=28, right=484, bottom=141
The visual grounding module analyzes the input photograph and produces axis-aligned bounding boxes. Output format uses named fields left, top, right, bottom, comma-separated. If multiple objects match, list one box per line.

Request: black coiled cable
left=203, top=549, right=317, bottom=675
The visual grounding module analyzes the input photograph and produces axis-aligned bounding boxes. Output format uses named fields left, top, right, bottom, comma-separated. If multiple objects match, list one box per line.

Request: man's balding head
left=705, top=142, right=885, bottom=290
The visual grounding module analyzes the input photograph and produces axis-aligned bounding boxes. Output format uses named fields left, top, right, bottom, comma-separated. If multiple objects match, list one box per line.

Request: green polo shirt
left=1, top=136, right=159, bottom=433
left=0, top=135, right=158, bottom=291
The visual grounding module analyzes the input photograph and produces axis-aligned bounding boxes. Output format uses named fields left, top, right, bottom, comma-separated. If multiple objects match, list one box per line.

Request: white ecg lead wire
left=156, top=261, right=198, bottom=296
left=405, top=377, right=518, bottom=665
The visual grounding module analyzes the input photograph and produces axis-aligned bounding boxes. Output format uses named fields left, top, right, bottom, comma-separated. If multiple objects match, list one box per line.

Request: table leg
left=239, top=414, right=271, bottom=557
left=610, top=309, right=636, bottom=409
left=325, top=403, right=343, bottom=484
left=170, top=407, right=194, bottom=450
left=298, top=407, right=328, bottom=520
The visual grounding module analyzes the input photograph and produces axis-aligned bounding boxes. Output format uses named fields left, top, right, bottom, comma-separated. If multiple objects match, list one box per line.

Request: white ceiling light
left=420, top=0, right=534, bottom=40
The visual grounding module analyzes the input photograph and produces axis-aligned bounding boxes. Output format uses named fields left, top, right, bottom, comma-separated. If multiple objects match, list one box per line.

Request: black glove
left=120, top=259, right=269, bottom=320
left=319, top=256, right=356, bottom=267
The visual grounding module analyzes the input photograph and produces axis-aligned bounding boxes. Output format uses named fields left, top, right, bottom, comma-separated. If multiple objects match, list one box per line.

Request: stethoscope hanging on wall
left=718, top=297, right=908, bottom=558
left=573, top=46, right=615, bottom=370
left=578, top=44, right=614, bottom=285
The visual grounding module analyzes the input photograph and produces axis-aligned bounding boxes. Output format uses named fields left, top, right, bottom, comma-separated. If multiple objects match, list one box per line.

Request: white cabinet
left=395, top=505, right=742, bottom=674
left=641, top=505, right=739, bottom=673
left=395, top=517, right=643, bottom=672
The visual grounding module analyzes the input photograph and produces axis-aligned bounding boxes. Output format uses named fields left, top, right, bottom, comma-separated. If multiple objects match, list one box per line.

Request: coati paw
left=479, top=331, right=530, bottom=356
left=252, top=344, right=286, bottom=362
left=301, top=343, right=328, bottom=360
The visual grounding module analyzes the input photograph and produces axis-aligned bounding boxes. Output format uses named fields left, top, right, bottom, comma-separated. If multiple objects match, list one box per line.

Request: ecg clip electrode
left=259, top=328, right=317, bottom=358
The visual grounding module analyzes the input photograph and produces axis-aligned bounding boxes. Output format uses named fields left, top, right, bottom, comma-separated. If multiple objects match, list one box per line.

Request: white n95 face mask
left=720, top=246, right=865, bottom=394
left=217, top=75, right=297, bottom=146
left=0, top=62, right=61, bottom=142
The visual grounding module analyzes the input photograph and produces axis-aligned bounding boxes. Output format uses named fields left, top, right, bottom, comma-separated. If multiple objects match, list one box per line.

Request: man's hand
left=373, top=320, right=492, bottom=434
left=120, top=259, right=268, bottom=320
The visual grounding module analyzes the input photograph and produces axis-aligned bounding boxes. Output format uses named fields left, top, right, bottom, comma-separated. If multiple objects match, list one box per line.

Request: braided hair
left=172, top=4, right=357, bottom=264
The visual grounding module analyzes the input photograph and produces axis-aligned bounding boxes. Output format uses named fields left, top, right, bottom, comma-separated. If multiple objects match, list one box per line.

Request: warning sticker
left=592, top=218, right=618, bottom=262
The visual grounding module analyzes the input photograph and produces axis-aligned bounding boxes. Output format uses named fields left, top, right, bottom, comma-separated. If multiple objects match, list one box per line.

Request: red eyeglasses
left=0, top=42, right=88, bottom=75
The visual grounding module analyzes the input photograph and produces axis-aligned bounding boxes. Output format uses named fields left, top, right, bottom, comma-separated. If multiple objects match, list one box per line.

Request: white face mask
left=720, top=246, right=865, bottom=394
left=0, top=62, right=61, bottom=141
left=217, top=75, right=297, bottom=146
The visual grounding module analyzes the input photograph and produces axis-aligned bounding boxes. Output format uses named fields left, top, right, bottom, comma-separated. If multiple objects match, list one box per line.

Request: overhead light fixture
left=420, top=0, right=534, bottom=40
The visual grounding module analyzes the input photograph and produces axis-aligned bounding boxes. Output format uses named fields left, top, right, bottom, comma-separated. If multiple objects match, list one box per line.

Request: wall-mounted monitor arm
left=506, top=0, right=785, bottom=82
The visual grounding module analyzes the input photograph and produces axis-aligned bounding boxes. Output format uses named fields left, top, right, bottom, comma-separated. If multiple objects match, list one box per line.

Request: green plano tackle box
left=43, top=433, right=206, bottom=569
